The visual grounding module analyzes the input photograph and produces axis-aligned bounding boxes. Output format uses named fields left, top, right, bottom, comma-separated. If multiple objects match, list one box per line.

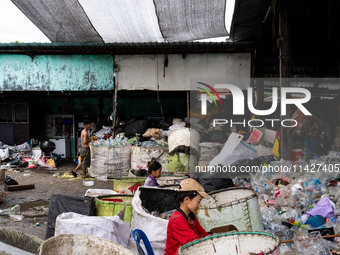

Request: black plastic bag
left=200, top=130, right=229, bottom=143
left=139, top=187, right=178, bottom=213
left=198, top=177, right=234, bottom=193
left=159, top=119, right=172, bottom=130
left=124, top=120, right=150, bottom=138
left=45, top=194, right=96, bottom=239
left=5, top=175, right=18, bottom=185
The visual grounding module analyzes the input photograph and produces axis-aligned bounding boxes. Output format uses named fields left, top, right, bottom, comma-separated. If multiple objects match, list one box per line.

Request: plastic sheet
left=45, top=194, right=96, bottom=240
left=209, top=133, right=257, bottom=168
left=307, top=197, right=335, bottom=219
left=94, top=126, right=113, bottom=139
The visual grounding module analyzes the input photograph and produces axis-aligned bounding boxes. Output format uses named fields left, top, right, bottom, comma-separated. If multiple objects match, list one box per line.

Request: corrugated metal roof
left=0, top=42, right=254, bottom=55
left=230, top=0, right=270, bottom=41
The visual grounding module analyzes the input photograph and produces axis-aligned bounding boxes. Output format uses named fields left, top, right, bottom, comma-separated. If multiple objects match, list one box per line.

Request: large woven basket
left=178, top=231, right=280, bottom=255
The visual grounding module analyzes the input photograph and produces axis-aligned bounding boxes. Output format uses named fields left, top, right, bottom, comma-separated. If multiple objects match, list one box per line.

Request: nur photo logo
left=197, top=82, right=312, bottom=128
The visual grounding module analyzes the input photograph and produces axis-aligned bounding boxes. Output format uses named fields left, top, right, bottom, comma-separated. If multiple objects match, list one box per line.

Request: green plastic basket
left=95, top=195, right=133, bottom=224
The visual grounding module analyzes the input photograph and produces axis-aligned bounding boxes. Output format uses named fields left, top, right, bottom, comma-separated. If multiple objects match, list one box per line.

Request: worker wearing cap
left=164, top=178, right=210, bottom=255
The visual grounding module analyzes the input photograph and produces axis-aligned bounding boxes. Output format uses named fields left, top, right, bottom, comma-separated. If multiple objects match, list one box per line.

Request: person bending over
left=164, top=178, right=210, bottom=255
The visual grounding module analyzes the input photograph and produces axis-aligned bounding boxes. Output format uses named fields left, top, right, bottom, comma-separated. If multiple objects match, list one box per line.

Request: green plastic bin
left=95, top=195, right=133, bottom=224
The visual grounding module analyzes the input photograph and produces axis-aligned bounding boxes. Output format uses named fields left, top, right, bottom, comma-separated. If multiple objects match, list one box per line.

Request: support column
left=112, top=56, right=118, bottom=133
left=279, top=0, right=293, bottom=160
left=254, top=48, right=265, bottom=113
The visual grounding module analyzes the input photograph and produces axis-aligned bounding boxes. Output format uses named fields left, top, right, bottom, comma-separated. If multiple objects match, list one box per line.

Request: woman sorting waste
left=144, top=158, right=162, bottom=187
left=164, top=178, right=210, bottom=255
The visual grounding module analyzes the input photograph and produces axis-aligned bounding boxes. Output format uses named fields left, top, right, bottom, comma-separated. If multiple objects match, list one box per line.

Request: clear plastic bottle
left=261, top=206, right=279, bottom=223
left=10, top=204, right=20, bottom=214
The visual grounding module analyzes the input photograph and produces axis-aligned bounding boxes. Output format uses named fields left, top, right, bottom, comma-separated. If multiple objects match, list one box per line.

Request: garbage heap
left=246, top=151, right=340, bottom=254
left=89, top=118, right=198, bottom=180
left=0, top=141, right=56, bottom=169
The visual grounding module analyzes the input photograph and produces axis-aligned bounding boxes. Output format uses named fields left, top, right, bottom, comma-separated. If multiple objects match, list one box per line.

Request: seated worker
left=164, top=178, right=210, bottom=255
left=304, top=128, right=320, bottom=155
left=144, top=159, right=162, bottom=187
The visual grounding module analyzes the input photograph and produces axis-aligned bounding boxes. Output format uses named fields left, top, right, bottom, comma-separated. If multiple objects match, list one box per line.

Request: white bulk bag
left=130, top=187, right=169, bottom=255
left=168, top=128, right=200, bottom=155
left=55, top=211, right=129, bottom=248
left=131, top=146, right=167, bottom=170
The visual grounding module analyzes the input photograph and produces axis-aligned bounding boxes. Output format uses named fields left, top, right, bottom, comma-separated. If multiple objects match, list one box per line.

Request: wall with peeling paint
left=0, top=55, right=114, bottom=91
left=116, top=53, right=251, bottom=90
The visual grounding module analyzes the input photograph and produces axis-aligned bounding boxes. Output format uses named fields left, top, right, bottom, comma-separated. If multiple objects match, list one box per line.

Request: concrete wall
left=0, top=55, right=114, bottom=91
left=116, top=53, right=251, bottom=90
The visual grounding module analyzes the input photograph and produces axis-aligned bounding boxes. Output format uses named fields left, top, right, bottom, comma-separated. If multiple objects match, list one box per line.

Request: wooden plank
left=280, top=234, right=340, bottom=244
left=5, top=184, right=35, bottom=191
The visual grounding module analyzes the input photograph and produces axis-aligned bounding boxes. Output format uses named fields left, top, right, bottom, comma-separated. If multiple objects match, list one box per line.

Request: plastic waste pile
left=91, top=136, right=131, bottom=148
left=244, top=151, right=340, bottom=254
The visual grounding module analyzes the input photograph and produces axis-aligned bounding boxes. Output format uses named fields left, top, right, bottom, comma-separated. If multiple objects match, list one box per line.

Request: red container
left=292, top=148, right=303, bottom=163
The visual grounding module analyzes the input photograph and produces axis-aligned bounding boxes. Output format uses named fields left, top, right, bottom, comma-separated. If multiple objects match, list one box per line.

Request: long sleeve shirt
left=164, top=209, right=209, bottom=255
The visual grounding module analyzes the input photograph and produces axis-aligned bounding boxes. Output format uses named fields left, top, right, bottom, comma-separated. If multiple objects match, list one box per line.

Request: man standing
left=71, top=119, right=93, bottom=178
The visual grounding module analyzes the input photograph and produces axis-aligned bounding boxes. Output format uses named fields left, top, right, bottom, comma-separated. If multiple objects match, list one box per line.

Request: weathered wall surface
left=0, top=55, right=114, bottom=91
left=116, top=53, right=251, bottom=90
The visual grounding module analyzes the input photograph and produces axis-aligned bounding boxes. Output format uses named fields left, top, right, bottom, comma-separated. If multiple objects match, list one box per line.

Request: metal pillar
left=279, top=0, right=293, bottom=160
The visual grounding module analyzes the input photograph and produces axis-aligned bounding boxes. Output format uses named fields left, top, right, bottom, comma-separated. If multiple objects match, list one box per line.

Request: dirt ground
left=0, top=161, right=113, bottom=240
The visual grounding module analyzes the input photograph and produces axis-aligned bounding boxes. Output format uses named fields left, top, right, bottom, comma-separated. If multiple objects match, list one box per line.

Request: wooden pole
left=97, top=95, right=100, bottom=126
left=280, top=233, right=340, bottom=244
left=6, top=184, right=35, bottom=191
left=187, top=91, right=190, bottom=119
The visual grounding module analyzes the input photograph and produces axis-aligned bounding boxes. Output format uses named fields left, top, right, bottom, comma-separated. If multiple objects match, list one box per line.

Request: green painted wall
left=0, top=54, right=114, bottom=91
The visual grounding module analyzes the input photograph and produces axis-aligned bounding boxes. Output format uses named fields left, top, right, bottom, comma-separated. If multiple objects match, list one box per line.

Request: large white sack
left=209, top=133, right=257, bottom=166
left=84, top=189, right=118, bottom=197
left=89, top=145, right=131, bottom=178
left=168, top=128, right=200, bottom=155
left=130, top=187, right=169, bottom=255
left=131, top=146, right=167, bottom=170
left=55, top=212, right=130, bottom=247
left=0, top=148, right=9, bottom=161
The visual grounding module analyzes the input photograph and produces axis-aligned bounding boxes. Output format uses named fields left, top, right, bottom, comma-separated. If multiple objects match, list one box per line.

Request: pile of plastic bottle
left=235, top=151, right=340, bottom=254
left=91, top=137, right=132, bottom=148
